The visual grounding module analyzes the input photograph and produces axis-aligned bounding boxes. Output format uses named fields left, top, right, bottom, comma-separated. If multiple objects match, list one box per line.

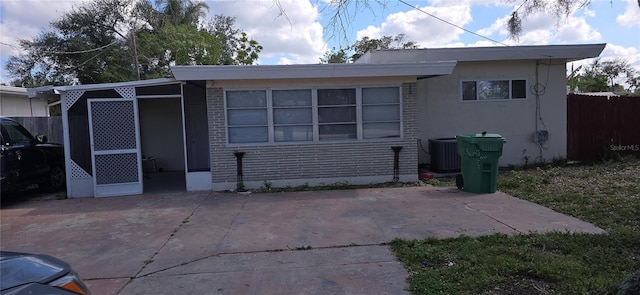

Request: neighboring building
left=28, top=43, right=605, bottom=198
left=0, top=85, right=50, bottom=116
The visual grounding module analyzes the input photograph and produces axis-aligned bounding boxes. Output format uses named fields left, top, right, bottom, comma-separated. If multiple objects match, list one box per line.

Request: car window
left=1, top=120, right=34, bottom=145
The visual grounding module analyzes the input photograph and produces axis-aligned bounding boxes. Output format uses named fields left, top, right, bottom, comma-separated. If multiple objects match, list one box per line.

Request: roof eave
left=27, top=78, right=179, bottom=99
left=171, top=61, right=457, bottom=81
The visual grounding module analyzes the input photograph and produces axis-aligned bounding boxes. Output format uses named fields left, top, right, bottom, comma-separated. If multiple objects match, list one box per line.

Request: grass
left=391, top=156, right=640, bottom=294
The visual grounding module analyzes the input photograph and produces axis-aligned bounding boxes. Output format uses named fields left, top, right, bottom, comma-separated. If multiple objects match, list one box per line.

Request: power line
left=48, top=41, right=120, bottom=55
left=1, top=40, right=119, bottom=55
left=397, top=0, right=511, bottom=48
left=397, top=0, right=556, bottom=59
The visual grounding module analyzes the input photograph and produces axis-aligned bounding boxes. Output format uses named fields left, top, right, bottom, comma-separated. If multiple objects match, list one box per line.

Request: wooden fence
left=9, top=116, right=64, bottom=145
left=567, top=94, right=640, bottom=161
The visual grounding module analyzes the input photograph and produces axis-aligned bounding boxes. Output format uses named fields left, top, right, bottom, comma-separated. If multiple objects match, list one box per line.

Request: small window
left=318, top=89, right=357, bottom=141
left=462, top=81, right=477, bottom=101
left=511, top=80, right=527, bottom=99
left=226, top=90, right=268, bottom=143
left=462, top=79, right=527, bottom=101
left=362, top=87, right=400, bottom=139
left=478, top=80, right=509, bottom=100
left=273, top=89, right=312, bottom=142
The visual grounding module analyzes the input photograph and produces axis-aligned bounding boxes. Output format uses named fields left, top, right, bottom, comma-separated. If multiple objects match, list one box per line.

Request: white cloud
left=476, top=14, right=510, bottom=37
left=616, top=0, right=640, bottom=27
left=207, top=0, right=326, bottom=64
left=355, top=4, right=473, bottom=48
left=555, top=15, right=601, bottom=42
left=602, top=44, right=640, bottom=70
left=0, top=1, right=89, bottom=58
left=476, top=9, right=601, bottom=46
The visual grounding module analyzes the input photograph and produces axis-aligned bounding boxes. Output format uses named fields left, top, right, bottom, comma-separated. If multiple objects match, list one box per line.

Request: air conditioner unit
left=429, top=138, right=461, bottom=172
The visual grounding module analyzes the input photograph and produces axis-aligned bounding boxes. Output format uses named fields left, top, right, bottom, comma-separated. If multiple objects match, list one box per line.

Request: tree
left=320, top=33, right=418, bottom=63
left=203, top=15, right=263, bottom=65
left=134, top=0, right=209, bottom=30
left=6, top=0, right=134, bottom=86
left=6, top=0, right=262, bottom=86
left=572, top=58, right=637, bottom=93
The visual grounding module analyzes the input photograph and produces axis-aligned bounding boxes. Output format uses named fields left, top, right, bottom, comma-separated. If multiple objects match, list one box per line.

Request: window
left=362, top=87, right=400, bottom=139
left=273, top=90, right=313, bottom=142
left=318, top=89, right=356, bottom=140
left=226, top=90, right=268, bottom=143
left=225, top=86, right=401, bottom=144
left=462, top=80, right=527, bottom=101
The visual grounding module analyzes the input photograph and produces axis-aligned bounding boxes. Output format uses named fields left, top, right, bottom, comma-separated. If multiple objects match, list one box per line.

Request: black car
left=0, top=251, right=91, bottom=295
left=1, top=117, right=65, bottom=194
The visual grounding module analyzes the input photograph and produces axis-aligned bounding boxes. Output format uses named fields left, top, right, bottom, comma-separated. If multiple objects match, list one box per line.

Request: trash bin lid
left=456, top=133, right=506, bottom=151
left=457, top=133, right=504, bottom=140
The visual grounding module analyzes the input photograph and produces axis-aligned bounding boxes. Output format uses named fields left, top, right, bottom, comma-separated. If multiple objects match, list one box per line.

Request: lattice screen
left=63, top=90, right=85, bottom=110
left=69, top=160, right=91, bottom=179
left=91, top=100, right=137, bottom=151
left=115, top=87, right=136, bottom=99
left=94, top=153, right=139, bottom=184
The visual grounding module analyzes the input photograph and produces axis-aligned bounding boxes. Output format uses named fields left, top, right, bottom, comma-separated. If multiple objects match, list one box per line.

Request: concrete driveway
left=0, top=186, right=604, bottom=294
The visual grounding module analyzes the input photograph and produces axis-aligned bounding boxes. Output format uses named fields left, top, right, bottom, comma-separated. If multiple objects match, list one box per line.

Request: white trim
left=28, top=78, right=179, bottom=98
left=172, top=61, right=457, bottom=81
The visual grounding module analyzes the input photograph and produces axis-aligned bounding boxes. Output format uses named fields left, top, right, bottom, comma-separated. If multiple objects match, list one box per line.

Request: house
left=28, top=43, right=605, bottom=198
left=0, top=85, right=51, bottom=116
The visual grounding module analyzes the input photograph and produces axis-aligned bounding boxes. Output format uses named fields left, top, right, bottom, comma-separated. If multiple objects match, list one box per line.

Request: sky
left=0, top=0, right=639, bottom=85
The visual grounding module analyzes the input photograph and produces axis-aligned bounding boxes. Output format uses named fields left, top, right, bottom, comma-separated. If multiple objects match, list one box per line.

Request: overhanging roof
left=27, top=78, right=179, bottom=99
left=356, top=44, right=607, bottom=64
left=171, top=61, right=457, bottom=81
left=0, top=85, right=27, bottom=96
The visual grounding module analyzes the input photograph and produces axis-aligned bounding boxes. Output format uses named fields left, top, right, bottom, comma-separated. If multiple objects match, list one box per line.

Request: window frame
left=460, top=79, right=528, bottom=101
left=225, top=89, right=269, bottom=144
left=224, top=85, right=403, bottom=145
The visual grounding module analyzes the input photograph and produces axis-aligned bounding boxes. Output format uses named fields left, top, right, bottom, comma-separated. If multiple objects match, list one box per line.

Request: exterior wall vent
left=429, top=138, right=461, bottom=172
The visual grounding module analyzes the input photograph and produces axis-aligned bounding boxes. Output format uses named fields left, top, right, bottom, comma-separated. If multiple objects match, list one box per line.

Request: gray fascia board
left=27, top=78, right=179, bottom=98
left=424, top=44, right=606, bottom=62
left=358, top=43, right=606, bottom=64
left=171, top=61, right=457, bottom=81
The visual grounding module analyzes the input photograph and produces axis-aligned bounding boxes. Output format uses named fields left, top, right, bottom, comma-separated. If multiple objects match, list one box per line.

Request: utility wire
left=397, top=0, right=554, bottom=59
left=1, top=40, right=119, bottom=55
left=48, top=41, right=120, bottom=55
left=397, top=0, right=512, bottom=48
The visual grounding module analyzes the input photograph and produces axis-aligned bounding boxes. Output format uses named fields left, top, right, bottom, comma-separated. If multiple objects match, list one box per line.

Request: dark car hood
left=0, top=251, right=70, bottom=291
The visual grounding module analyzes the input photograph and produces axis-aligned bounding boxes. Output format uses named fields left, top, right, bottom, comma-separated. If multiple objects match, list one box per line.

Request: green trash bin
left=455, top=132, right=506, bottom=193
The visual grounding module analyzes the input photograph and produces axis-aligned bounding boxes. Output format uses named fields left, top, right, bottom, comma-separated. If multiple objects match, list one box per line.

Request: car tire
left=43, top=165, right=65, bottom=192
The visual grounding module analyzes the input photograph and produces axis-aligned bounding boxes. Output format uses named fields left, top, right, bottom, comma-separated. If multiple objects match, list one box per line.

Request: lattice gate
left=88, top=98, right=142, bottom=197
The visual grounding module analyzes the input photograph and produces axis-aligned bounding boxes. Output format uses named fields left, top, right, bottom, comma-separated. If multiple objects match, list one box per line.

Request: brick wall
left=207, top=83, right=418, bottom=190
